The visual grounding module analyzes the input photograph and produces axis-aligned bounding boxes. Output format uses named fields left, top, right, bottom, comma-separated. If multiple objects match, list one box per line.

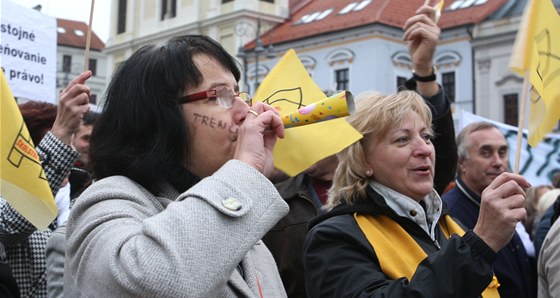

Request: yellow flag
left=509, top=0, right=560, bottom=146
left=254, top=49, right=363, bottom=176
left=0, top=70, right=57, bottom=230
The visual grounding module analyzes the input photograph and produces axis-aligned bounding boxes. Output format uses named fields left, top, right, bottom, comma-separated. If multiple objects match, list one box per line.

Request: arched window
left=435, top=51, right=462, bottom=102
left=391, top=51, right=412, bottom=92
left=327, top=48, right=354, bottom=91
left=299, top=55, right=317, bottom=77
left=434, top=51, right=462, bottom=68
left=326, top=48, right=355, bottom=66
left=391, top=51, right=413, bottom=69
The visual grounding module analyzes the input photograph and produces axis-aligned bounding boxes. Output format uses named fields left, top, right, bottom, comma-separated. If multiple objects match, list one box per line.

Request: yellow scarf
left=354, top=213, right=500, bottom=297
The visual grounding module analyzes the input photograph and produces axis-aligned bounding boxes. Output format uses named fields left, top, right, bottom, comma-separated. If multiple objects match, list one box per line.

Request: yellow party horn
left=282, top=91, right=355, bottom=128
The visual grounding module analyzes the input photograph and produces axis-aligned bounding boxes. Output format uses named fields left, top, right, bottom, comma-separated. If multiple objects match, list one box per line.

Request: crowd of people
left=1, top=1, right=559, bottom=297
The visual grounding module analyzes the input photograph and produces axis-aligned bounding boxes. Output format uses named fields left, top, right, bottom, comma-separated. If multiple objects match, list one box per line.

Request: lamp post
left=235, top=18, right=275, bottom=94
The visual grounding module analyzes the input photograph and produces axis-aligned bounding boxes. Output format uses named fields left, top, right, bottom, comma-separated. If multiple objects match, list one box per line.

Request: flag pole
left=83, top=0, right=95, bottom=72
left=514, top=70, right=530, bottom=174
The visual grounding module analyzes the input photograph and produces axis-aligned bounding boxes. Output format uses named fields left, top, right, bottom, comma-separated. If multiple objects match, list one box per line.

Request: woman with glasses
left=62, top=35, right=288, bottom=297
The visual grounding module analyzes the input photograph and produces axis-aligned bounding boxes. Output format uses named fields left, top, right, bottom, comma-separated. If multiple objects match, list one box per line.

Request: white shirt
left=54, top=182, right=71, bottom=226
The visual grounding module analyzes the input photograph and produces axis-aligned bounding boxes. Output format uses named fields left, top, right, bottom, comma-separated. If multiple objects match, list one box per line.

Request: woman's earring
left=366, top=170, right=372, bottom=177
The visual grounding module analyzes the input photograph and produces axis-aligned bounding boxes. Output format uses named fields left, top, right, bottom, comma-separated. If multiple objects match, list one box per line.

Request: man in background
left=69, top=111, right=99, bottom=198
left=443, top=121, right=536, bottom=298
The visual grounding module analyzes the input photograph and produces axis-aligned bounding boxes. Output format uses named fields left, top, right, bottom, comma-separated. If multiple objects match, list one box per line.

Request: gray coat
left=46, top=225, right=65, bottom=298
left=63, top=160, right=289, bottom=297
left=538, top=217, right=560, bottom=298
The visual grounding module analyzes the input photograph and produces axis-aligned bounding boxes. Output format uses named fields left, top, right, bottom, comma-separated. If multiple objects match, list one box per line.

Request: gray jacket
left=46, top=225, right=65, bottom=298
left=63, top=160, right=289, bottom=297
left=538, top=217, right=560, bottom=298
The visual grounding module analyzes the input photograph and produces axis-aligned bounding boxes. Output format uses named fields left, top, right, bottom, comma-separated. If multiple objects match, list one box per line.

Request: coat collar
left=368, top=181, right=443, bottom=240
left=455, top=177, right=482, bottom=206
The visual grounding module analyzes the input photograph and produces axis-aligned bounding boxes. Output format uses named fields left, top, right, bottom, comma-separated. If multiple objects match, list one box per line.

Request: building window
left=89, top=59, right=97, bottom=76
left=90, top=94, right=98, bottom=105
left=161, top=0, right=177, bottom=20
left=260, top=0, right=274, bottom=3
left=335, top=68, right=349, bottom=91
left=63, top=55, right=72, bottom=73
left=222, top=0, right=233, bottom=2
left=117, top=0, right=127, bottom=34
left=503, top=93, right=519, bottom=126
left=397, top=76, right=407, bottom=91
left=442, top=71, right=455, bottom=102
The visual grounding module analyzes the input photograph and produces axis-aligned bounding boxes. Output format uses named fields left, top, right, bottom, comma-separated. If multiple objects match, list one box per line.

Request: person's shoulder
left=47, top=225, right=67, bottom=247
left=75, top=176, right=156, bottom=210
left=84, top=176, right=146, bottom=195
left=309, top=212, right=357, bottom=237
left=545, top=218, right=560, bottom=241
left=274, top=173, right=307, bottom=199
left=442, top=187, right=461, bottom=206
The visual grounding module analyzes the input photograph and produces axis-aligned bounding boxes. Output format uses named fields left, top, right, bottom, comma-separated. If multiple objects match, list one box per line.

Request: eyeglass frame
left=177, top=86, right=252, bottom=108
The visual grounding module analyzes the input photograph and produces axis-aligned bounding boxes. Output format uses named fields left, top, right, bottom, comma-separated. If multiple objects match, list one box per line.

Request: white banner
left=458, top=110, right=560, bottom=186
left=1, top=0, right=56, bottom=103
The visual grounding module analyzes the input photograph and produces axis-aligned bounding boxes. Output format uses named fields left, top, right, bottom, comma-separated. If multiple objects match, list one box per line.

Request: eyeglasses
left=178, top=86, right=252, bottom=108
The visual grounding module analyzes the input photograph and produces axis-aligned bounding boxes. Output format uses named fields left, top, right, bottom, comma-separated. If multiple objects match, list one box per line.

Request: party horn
left=282, top=91, right=355, bottom=128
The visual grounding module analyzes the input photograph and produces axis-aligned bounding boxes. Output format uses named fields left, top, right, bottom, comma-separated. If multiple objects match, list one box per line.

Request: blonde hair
left=525, top=185, right=553, bottom=214
left=325, top=90, right=433, bottom=210
left=536, top=188, right=560, bottom=217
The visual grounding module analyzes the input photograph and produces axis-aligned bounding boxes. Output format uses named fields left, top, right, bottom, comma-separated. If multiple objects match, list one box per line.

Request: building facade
left=471, top=0, right=559, bottom=129
left=103, top=0, right=290, bottom=82
left=105, top=0, right=559, bottom=130
left=56, top=18, right=108, bottom=107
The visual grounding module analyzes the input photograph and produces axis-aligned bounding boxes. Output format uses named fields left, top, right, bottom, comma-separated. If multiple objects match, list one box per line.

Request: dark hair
left=90, top=35, right=240, bottom=193
left=19, top=101, right=58, bottom=145
left=82, top=111, right=100, bottom=126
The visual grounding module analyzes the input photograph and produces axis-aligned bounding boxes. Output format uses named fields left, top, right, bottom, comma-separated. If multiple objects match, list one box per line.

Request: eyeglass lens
left=216, top=87, right=251, bottom=107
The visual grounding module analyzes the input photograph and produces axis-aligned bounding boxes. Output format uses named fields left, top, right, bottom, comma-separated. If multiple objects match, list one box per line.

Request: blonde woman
left=303, top=91, right=530, bottom=297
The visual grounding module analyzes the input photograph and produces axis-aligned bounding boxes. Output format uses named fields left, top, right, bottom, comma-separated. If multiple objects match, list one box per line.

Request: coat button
left=409, top=210, right=417, bottom=216
left=222, top=197, right=242, bottom=211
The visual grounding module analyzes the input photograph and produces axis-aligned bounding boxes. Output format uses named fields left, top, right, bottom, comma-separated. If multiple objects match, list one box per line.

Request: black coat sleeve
left=423, top=88, right=457, bottom=195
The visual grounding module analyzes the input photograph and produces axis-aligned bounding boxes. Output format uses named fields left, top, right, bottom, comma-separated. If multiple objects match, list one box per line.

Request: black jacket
left=262, top=173, right=318, bottom=298
left=303, top=186, right=498, bottom=298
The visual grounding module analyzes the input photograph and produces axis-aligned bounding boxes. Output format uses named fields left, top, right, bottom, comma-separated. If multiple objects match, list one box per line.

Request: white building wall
left=56, top=46, right=108, bottom=107
left=472, top=15, right=524, bottom=123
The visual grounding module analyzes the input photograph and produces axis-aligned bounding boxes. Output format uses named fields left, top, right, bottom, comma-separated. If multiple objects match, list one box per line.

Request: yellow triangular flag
left=0, top=70, right=57, bottom=230
left=254, top=49, right=362, bottom=176
left=510, top=0, right=560, bottom=146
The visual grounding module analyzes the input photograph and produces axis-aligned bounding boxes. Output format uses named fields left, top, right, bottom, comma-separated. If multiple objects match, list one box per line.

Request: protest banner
left=458, top=110, right=560, bottom=186
left=1, top=0, right=57, bottom=103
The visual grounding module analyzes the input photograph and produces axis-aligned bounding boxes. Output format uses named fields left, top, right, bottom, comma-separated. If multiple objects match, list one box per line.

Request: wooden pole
left=514, top=70, right=530, bottom=174
left=83, top=0, right=95, bottom=72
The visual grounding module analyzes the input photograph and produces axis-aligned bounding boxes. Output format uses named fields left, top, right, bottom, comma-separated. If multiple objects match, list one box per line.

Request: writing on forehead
left=192, top=112, right=236, bottom=133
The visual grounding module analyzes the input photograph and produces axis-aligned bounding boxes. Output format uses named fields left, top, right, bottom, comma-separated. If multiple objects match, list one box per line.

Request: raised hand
left=403, top=2, right=441, bottom=96
left=234, top=102, right=284, bottom=177
left=473, top=172, right=530, bottom=252
left=51, top=71, right=92, bottom=145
